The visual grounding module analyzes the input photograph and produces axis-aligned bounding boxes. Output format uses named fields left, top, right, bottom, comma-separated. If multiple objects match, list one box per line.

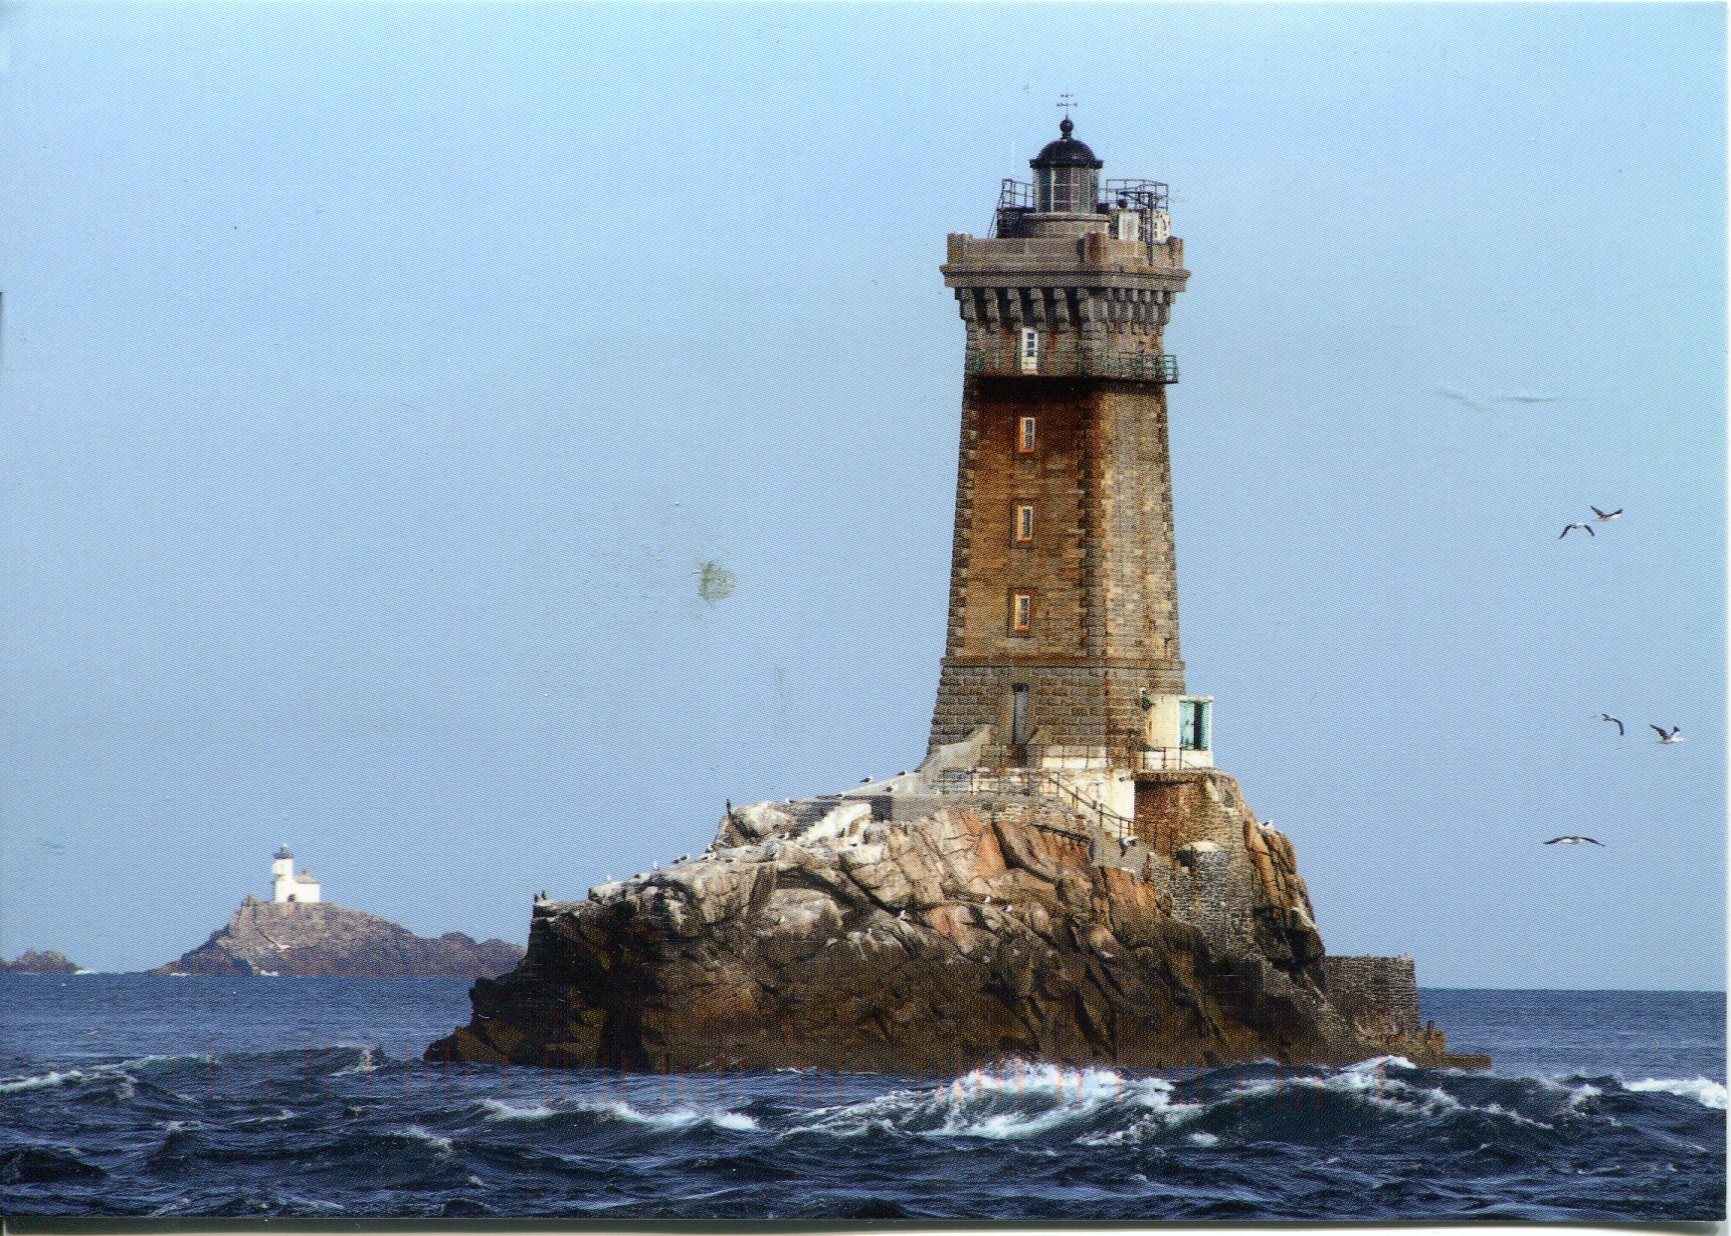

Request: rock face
left=152, top=900, right=523, bottom=978
left=429, top=777, right=1482, bottom=1073
left=1, top=949, right=80, bottom=974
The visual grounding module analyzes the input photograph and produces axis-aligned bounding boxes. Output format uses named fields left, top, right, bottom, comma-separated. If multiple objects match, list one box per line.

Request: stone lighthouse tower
left=927, top=119, right=1212, bottom=786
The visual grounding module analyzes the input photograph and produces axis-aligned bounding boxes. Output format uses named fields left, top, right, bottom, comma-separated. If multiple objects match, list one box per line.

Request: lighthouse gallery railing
left=967, top=348, right=1179, bottom=383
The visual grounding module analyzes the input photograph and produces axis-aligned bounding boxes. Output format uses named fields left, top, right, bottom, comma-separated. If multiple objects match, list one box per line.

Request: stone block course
left=1321, top=955, right=1423, bottom=1037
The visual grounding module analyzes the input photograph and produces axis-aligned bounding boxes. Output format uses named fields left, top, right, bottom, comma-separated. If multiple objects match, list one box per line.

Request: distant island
left=0, top=949, right=81, bottom=974
left=150, top=847, right=523, bottom=978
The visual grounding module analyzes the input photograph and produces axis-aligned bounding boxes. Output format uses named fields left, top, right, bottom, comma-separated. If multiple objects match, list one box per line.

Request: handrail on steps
left=935, top=767, right=1136, bottom=845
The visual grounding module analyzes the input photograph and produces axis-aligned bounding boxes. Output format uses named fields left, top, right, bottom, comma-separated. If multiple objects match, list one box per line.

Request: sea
left=1, top=976, right=1723, bottom=1221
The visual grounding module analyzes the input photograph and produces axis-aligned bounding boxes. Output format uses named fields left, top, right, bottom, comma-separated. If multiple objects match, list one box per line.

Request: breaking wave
left=2, top=981, right=1722, bottom=1221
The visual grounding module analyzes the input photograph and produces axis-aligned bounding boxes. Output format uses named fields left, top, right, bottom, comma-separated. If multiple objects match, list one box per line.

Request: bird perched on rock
left=1600, top=714, right=1625, bottom=736
left=1559, top=522, right=1594, bottom=539
left=1545, top=836, right=1605, bottom=846
left=1591, top=506, right=1623, bottom=522
left=1651, top=725, right=1685, bottom=744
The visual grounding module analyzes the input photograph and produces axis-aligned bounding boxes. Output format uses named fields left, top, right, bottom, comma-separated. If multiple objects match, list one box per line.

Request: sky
left=0, top=3, right=1722, bottom=988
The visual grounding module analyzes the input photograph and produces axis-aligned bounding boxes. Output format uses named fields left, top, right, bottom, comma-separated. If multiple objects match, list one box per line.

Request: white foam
left=122, top=1052, right=210, bottom=1070
left=1186, top=1131, right=1219, bottom=1147
left=791, top=1063, right=1192, bottom=1144
left=1626, top=1076, right=1729, bottom=1110
left=604, top=1100, right=759, bottom=1132
left=332, top=1047, right=381, bottom=1075
left=479, top=1098, right=556, bottom=1122
left=0, top=1068, right=95, bottom=1093
left=237, top=1109, right=296, bottom=1125
left=401, top=1125, right=453, bottom=1153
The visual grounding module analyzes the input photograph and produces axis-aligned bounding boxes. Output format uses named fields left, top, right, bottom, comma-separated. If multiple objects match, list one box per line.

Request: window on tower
left=1010, top=592, right=1033, bottom=633
left=1018, top=327, right=1039, bottom=374
left=1015, top=504, right=1034, bottom=543
left=1180, top=698, right=1211, bottom=751
left=1018, top=416, right=1037, bottom=452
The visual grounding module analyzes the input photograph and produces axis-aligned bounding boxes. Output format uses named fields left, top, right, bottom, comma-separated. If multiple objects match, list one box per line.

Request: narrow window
left=1015, top=504, right=1034, bottom=543
left=1011, top=592, right=1032, bottom=633
left=1018, top=327, right=1039, bottom=374
left=1180, top=699, right=1211, bottom=751
left=1011, top=684, right=1030, bottom=745
left=1018, top=416, right=1037, bottom=453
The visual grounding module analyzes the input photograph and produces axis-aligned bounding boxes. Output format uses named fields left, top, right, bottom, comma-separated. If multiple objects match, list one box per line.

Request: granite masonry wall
left=1166, top=843, right=1257, bottom=951
left=928, top=224, right=1190, bottom=764
left=1133, top=770, right=1251, bottom=853
left=930, top=661, right=1182, bottom=762
left=1321, top=955, right=1423, bottom=1036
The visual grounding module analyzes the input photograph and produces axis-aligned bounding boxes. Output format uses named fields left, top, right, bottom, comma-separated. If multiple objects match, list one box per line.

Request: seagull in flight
left=1651, top=725, right=1685, bottom=744
left=1599, top=714, right=1625, bottom=736
left=1591, top=506, right=1623, bottom=522
left=1545, top=836, right=1605, bottom=846
left=1435, top=386, right=1564, bottom=412
left=1559, top=522, right=1595, bottom=539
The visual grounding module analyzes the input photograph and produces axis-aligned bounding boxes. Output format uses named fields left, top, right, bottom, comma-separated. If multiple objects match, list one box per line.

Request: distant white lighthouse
left=271, top=845, right=322, bottom=904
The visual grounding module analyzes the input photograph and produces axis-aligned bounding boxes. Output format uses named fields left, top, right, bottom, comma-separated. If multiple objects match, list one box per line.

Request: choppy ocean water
left=1, top=976, right=1722, bottom=1220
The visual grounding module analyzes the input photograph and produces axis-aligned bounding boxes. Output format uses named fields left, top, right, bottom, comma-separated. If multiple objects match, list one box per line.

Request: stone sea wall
left=1321, top=954, right=1423, bottom=1037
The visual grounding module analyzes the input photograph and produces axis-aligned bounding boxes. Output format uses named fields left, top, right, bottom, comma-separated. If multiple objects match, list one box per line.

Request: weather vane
left=1057, top=93, right=1076, bottom=117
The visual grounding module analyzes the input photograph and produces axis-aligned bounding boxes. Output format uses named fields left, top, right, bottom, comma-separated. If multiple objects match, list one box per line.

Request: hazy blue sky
left=1, top=3, right=1722, bottom=987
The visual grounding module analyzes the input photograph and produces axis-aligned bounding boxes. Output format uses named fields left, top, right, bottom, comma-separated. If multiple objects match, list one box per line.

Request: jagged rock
left=151, top=899, right=523, bottom=978
left=0, top=949, right=80, bottom=974
left=429, top=792, right=1470, bottom=1073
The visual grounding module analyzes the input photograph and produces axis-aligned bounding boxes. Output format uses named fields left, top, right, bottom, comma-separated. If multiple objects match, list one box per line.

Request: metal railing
left=933, top=767, right=1135, bottom=845
left=1137, top=747, right=1202, bottom=773
left=989, top=177, right=1170, bottom=239
left=967, top=349, right=1178, bottom=383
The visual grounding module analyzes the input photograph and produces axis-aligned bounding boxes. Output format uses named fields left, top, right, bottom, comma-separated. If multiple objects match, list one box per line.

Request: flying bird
left=1499, top=392, right=1565, bottom=404
left=1559, top=522, right=1595, bottom=539
left=1591, top=506, right=1623, bottom=522
left=1545, top=836, right=1605, bottom=846
left=1600, top=714, right=1625, bottom=736
left=1651, top=726, right=1685, bottom=744
left=1435, top=386, right=1564, bottom=411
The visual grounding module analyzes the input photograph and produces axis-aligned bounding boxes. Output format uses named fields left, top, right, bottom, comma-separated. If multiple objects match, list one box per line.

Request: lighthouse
left=270, top=845, right=322, bottom=904
left=927, top=118, right=1213, bottom=812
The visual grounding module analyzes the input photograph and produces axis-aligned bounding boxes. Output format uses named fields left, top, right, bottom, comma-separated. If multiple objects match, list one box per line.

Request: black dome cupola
left=1030, top=117, right=1102, bottom=213
left=1031, top=116, right=1103, bottom=169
